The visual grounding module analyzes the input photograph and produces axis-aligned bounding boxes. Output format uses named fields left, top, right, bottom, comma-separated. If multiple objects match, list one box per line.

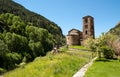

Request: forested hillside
left=0, top=0, right=65, bottom=44
left=0, top=13, right=54, bottom=71
left=0, top=0, right=65, bottom=73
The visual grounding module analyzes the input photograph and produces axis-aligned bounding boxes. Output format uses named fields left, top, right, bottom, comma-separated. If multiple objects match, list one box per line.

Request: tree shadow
left=95, top=57, right=118, bottom=62
left=112, top=58, right=118, bottom=60
left=96, top=59, right=111, bottom=62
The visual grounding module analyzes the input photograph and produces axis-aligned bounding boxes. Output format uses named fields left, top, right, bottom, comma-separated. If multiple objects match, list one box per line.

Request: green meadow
left=4, top=46, right=92, bottom=77
left=84, top=58, right=120, bottom=77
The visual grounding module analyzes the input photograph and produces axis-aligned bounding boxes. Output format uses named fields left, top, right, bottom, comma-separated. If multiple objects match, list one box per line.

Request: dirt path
left=0, top=75, right=3, bottom=77
left=73, top=57, right=97, bottom=77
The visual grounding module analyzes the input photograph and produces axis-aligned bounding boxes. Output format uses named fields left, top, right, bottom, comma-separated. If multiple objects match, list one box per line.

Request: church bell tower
left=82, top=16, right=95, bottom=40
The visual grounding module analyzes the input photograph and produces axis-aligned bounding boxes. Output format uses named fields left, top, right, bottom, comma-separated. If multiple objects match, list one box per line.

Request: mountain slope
left=0, top=0, right=65, bottom=72
left=108, top=22, right=120, bottom=36
left=106, top=22, right=120, bottom=56
left=0, top=0, right=64, bottom=44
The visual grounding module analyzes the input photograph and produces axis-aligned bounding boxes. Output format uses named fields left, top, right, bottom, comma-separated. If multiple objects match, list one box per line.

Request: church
left=66, top=15, right=95, bottom=45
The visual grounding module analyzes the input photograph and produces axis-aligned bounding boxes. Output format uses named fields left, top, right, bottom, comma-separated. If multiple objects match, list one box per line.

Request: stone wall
left=66, top=35, right=80, bottom=45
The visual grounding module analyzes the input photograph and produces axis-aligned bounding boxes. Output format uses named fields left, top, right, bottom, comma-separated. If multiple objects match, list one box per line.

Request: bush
left=102, top=46, right=114, bottom=59
left=28, top=41, right=44, bottom=57
left=4, top=52, right=22, bottom=70
left=0, top=68, right=6, bottom=75
left=59, top=47, right=68, bottom=53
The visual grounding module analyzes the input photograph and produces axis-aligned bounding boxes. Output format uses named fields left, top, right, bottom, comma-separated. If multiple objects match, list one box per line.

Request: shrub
left=102, top=46, right=114, bottom=59
left=0, top=68, right=6, bottom=75
left=4, top=52, right=22, bottom=70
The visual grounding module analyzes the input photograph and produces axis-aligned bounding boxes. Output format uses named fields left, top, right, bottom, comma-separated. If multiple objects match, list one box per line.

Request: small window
left=85, top=19, right=88, bottom=23
left=91, top=25, right=94, bottom=29
left=86, top=31, right=87, bottom=34
left=85, top=25, right=88, bottom=29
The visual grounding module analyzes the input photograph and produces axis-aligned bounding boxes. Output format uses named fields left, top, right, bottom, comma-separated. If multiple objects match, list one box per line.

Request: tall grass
left=4, top=49, right=91, bottom=77
left=84, top=58, right=120, bottom=77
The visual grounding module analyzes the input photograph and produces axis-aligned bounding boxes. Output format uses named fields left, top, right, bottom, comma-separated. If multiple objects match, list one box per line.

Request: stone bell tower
left=82, top=16, right=95, bottom=40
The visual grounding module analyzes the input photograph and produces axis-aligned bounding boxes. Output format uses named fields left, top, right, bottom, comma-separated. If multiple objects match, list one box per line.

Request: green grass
left=69, top=45, right=89, bottom=50
left=84, top=58, right=120, bottom=77
left=3, top=49, right=92, bottom=77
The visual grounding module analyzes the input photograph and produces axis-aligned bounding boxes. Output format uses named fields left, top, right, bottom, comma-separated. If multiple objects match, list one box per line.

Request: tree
left=84, top=33, right=114, bottom=59
left=84, top=37, right=96, bottom=58
left=105, top=33, right=118, bottom=48
left=25, top=25, right=48, bottom=41
left=102, top=46, right=114, bottom=59
left=94, top=33, right=114, bottom=59
left=0, top=0, right=65, bottom=45
left=113, top=38, right=120, bottom=56
left=28, top=40, right=44, bottom=58
left=0, top=39, right=8, bottom=57
left=10, top=20, right=26, bottom=36
left=4, top=52, right=21, bottom=70
left=0, top=12, right=63, bottom=71
left=4, top=32, right=28, bottom=53
left=0, top=39, right=9, bottom=69
left=95, top=34, right=106, bottom=59
left=25, top=26, right=54, bottom=53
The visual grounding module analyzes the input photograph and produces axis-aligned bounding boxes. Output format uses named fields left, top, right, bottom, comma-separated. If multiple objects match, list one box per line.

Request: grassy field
left=84, top=58, right=120, bottom=77
left=3, top=46, right=92, bottom=77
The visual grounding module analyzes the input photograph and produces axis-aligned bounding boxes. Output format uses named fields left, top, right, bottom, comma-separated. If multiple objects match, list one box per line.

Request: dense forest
left=0, top=0, right=65, bottom=45
left=0, top=0, right=65, bottom=73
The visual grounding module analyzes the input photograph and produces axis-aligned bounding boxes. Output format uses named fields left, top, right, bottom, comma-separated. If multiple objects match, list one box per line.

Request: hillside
left=0, top=0, right=65, bottom=73
left=0, top=0, right=64, bottom=44
left=108, top=22, right=120, bottom=36
left=105, top=22, right=120, bottom=56
left=3, top=46, right=92, bottom=77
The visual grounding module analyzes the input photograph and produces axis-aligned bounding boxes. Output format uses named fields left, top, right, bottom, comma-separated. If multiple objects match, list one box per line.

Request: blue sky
left=13, top=0, right=120, bottom=37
